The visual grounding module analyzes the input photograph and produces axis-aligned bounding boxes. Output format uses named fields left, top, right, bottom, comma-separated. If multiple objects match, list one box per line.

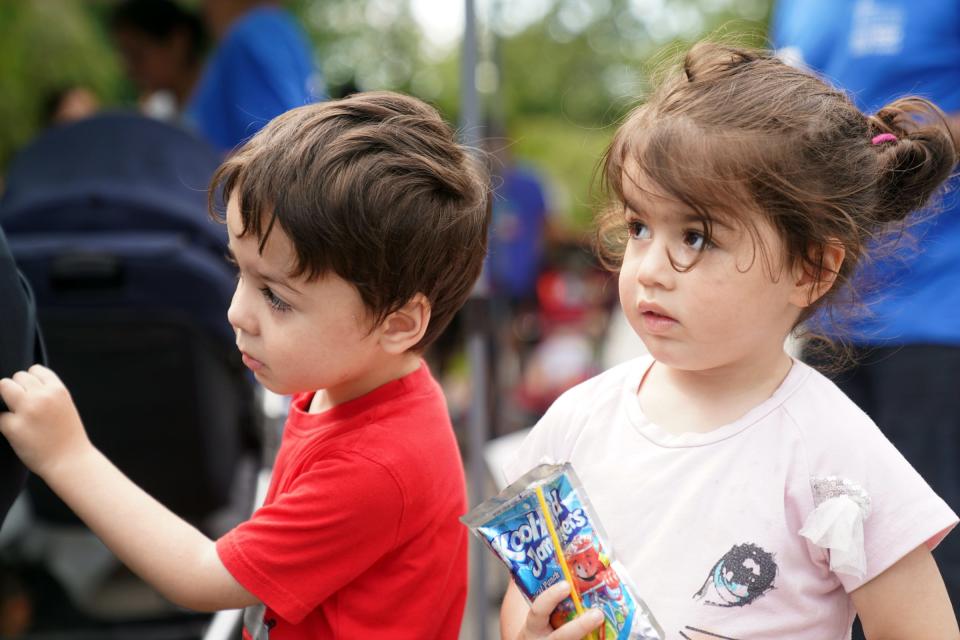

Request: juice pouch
left=462, top=463, right=662, bottom=640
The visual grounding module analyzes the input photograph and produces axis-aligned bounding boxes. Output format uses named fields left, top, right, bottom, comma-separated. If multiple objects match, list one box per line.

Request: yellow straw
left=535, top=485, right=599, bottom=640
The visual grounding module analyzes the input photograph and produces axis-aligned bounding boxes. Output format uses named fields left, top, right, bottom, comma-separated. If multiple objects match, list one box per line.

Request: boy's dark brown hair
left=209, top=91, right=490, bottom=351
left=597, top=42, right=957, bottom=355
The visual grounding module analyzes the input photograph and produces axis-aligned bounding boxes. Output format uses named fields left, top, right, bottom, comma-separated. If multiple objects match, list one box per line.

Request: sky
left=408, top=0, right=556, bottom=50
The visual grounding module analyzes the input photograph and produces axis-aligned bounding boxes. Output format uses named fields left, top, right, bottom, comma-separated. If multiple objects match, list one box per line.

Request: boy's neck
left=307, top=352, right=422, bottom=414
left=638, top=347, right=794, bottom=435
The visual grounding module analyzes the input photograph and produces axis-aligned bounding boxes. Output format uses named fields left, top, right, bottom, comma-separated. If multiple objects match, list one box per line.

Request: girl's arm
left=0, top=366, right=259, bottom=612
left=852, top=544, right=959, bottom=640
left=500, top=580, right=603, bottom=640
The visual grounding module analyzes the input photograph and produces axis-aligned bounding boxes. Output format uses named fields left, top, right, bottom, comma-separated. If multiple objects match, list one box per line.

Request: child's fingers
left=549, top=608, right=604, bottom=640
left=11, top=370, right=41, bottom=391
left=529, top=581, right=575, bottom=621
left=526, top=582, right=605, bottom=640
left=0, top=377, right=27, bottom=411
left=28, top=365, right=62, bottom=387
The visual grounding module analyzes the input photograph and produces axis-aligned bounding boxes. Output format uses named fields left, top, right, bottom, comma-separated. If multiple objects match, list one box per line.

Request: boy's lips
left=240, top=352, right=264, bottom=371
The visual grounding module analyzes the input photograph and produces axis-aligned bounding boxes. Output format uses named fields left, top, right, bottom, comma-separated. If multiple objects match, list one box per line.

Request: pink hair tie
left=871, top=133, right=897, bottom=145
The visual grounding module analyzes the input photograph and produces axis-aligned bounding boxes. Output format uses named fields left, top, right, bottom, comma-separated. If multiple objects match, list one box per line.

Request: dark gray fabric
left=0, top=225, right=44, bottom=524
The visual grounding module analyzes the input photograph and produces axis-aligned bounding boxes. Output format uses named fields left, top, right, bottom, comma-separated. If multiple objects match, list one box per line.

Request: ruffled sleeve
left=799, top=476, right=872, bottom=579
left=789, top=375, right=958, bottom=592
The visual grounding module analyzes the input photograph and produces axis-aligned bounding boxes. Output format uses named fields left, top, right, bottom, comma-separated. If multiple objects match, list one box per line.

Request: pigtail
left=870, top=97, right=958, bottom=224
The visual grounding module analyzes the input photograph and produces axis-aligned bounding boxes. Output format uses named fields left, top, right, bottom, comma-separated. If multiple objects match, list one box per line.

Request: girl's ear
left=378, top=293, right=431, bottom=354
left=790, top=241, right=846, bottom=308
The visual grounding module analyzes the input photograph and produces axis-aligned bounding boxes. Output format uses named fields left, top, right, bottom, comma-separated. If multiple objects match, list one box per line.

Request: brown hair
left=597, top=42, right=957, bottom=355
left=209, top=91, right=491, bottom=351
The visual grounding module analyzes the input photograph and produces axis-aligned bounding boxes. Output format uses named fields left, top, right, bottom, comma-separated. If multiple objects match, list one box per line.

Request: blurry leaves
left=0, top=0, right=124, bottom=171
left=0, top=0, right=772, bottom=225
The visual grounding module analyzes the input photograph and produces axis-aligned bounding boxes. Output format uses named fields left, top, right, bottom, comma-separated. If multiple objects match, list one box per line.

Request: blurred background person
left=773, top=1, right=960, bottom=635
left=42, top=86, right=100, bottom=127
left=110, top=0, right=207, bottom=122
left=187, top=0, right=327, bottom=152
left=486, top=132, right=551, bottom=314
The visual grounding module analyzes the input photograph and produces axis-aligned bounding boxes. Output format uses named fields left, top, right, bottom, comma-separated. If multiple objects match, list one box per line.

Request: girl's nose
left=227, top=280, right=258, bottom=338
left=633, top=241, right=674, bottom=289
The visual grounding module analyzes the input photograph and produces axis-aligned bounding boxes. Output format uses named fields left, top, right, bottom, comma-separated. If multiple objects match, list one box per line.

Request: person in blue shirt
left=188, top=0, right=326, bottom=153
left=773, top=1, right=960, bottom=634
left=488, top=163, right=549, bottom=305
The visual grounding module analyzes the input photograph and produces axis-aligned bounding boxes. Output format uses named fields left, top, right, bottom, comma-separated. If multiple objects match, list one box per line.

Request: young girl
left=499, top=43, right=960, bottom=640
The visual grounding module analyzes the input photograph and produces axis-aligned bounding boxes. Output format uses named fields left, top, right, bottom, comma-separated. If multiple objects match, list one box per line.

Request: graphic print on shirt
left=678, top=626, right=743, bottom=640
left=693, top=543, right=777, bottom=607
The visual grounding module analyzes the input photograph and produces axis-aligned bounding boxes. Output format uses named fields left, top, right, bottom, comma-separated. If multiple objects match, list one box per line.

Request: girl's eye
left=683, top=229, right=710, bottom=251
left=627, top=220, right=650, bottom=240
left=260, top=287, right=291, bottom=312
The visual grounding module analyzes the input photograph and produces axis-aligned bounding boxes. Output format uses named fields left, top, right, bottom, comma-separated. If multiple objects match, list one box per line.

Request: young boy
left=0, top=91, right=490, bottom=639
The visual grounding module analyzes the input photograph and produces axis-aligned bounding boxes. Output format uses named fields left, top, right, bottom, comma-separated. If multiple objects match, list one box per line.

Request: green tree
left=0, top=1, right=124, bottom=172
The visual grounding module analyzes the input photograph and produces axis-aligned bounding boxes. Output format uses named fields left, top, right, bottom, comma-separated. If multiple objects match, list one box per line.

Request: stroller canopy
left=1, top=111, right=225, bottom=252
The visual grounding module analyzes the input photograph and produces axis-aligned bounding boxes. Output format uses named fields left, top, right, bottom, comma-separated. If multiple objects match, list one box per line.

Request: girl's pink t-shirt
left=505, top=356, right=957, bottom=640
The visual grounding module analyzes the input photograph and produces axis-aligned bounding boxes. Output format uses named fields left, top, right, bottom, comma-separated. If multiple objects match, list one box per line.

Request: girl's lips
left=241, top=353, right=264, bottom=371
left=641, top=310, right=678, bottom=333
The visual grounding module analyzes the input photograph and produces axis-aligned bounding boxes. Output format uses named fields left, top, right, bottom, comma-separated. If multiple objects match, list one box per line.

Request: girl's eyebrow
left=625, top=196, right=736, bottom=232
left=679, top=212, right=735, bottom=231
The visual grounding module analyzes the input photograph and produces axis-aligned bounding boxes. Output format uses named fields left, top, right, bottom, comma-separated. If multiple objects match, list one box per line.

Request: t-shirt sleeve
left=795, top=398, right=958, bottom=593
left=216, top=451, right=404, bottom=623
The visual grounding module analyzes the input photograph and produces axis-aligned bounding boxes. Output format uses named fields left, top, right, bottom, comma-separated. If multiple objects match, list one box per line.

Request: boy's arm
left=851, top=544, right=960, bottom=640
left=0, top=366, right=259, bottom=612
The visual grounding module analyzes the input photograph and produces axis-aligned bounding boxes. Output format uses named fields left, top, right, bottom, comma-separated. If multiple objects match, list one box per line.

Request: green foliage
left=0, top=1, right=124, bottom=171
left=0, top=0, right=773, bottom=224
left=485, top=1, right=772, bottom=229
left=509, top=116, right=614, bottom=228
left=288, top=0, right=426, bottom=97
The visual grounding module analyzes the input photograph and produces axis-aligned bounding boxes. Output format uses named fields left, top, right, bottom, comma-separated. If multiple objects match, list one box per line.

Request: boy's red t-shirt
left=216, top=363, right=468, bottom=639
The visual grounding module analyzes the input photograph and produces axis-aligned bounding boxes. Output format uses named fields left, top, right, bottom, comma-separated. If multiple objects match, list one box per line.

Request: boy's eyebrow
left=262, top=271, right=302, bottom=296
left=225, top=244, right=303, bottom=296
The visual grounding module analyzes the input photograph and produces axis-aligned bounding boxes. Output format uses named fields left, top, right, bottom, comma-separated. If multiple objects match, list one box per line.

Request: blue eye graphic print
left=693, top=543, right=777, bottom=607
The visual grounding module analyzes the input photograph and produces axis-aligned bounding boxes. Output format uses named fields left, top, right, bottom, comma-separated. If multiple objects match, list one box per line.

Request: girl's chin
left=641, top=343, right=705, bottom=370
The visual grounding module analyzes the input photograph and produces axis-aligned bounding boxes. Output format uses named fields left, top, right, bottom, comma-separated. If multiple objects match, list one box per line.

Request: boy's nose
left=227, top=282, right=258, bottom=337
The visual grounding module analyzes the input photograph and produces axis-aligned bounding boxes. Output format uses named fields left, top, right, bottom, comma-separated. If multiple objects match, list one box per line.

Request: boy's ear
left=378, top=293, right=431, bottom=354
left=790, top=240, right=845, bottom=308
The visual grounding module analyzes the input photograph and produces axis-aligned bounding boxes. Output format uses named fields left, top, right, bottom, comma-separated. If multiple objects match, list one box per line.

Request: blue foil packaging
left=462, top=463, right=662, bottom=639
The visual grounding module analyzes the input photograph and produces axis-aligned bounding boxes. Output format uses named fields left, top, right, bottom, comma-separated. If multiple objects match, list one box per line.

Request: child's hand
left=0, top=365, right=92, bottom=479
left=515, top=581, right=604, bottom=640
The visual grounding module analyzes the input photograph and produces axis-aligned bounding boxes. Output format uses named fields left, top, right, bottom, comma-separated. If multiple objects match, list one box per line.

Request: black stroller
left=0, top=112, right=265, bottom=639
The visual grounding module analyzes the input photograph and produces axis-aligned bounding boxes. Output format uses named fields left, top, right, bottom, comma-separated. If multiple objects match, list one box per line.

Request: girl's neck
left=638, top=347, right=794, bottom=435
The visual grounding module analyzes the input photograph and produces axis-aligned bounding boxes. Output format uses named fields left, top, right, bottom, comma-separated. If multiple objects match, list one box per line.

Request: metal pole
left=460, top=1, right=490, bottom=638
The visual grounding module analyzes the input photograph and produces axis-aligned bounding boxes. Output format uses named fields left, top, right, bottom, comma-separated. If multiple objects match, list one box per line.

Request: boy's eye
left=260, top=286, right=291, bottom=312
left=627, top=220, right=650, bottom=240
left=225, top=253, right=240, bottom=280
left=683, top=229, right=710, bottom=251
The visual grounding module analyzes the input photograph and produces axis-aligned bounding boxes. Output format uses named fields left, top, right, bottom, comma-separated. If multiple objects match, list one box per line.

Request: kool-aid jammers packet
left=462, top=463, right=662, bottom=640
